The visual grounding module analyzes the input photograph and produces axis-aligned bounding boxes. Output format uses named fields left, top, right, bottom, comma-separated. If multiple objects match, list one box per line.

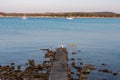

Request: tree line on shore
left=0, top=12, right=120, bottom=17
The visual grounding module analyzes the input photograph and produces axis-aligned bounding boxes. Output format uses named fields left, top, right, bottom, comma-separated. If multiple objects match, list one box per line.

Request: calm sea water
left=0, top=17, right=120, bottom=79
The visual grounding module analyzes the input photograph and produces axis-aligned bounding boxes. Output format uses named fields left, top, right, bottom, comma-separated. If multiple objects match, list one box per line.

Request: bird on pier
left=61, top=45, right=64, bottom=48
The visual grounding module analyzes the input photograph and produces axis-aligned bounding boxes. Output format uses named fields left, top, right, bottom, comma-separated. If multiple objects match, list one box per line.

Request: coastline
left=1, top=11, right=120, bottom=18
left=0, top=16, right=120, bottom=18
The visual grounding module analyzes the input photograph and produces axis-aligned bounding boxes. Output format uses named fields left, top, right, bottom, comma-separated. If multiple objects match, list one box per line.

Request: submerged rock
left=81, top=68, right=90, bottom=75
left=84, top=64, right=97, bottom=70
left=80, top=62, right=83, bottom=65
left=45, top=52, right=55, bottom=58
left=102, top=79, right=107, bottom=80
left=74, top=65, right=82, bottom=70
left=113, top=72, right=119, bottom=76
left=28, top=59, right=35, bottom=67
left=77, top=58, right=82, bottom=60
left=71, top=58, right=75, bottom=61
left=72, top=52, right=78, bottom=55
left=102, top=63, right=107, bottom=66
left=69, top=44, right=77, bottom=47
left=71, top=61, right=76, bottom=66
left=71, top=72, right=75, bottom=74
left=77, top=50, right=81, bottom=52
left=98, top=69, right=112, bottom=73
left=10, top=63, right=15, bottom=65
left=17, top=65, right=21, bottom=70
left=40, top=48, right=52, bottom=53
left=80, top=73, right=88, bottom=80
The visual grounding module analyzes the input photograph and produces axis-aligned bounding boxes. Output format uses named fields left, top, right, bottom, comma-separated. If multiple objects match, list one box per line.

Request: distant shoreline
left=0, top=11, right=120, bottom=18
left=0, top=16, right=120, bottom=18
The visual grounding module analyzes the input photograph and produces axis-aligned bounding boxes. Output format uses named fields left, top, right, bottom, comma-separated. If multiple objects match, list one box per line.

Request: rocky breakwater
left=0, top=48, right=56, bottom=80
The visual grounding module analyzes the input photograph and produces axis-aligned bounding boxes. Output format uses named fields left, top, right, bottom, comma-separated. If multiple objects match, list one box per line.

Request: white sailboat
left=22, top=13, right=27, bottom=19
left=22, top=16, right=27, bottom=19
left=66, top=17, right=73, bottom=20
left=66, top=12, right=73, bottom=20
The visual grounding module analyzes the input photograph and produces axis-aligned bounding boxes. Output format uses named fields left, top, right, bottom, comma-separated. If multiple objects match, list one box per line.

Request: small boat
left=66, top=12, right=73, bottom=20
left=66, top=17, right=73, bottom=20
left=22, top=16, right=27, bottom=19
left=22, top=13, right=27, bottom=19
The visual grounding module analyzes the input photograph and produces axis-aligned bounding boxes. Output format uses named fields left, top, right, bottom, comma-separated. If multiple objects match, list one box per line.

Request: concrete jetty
left=49, top=47, right=68, bottom=80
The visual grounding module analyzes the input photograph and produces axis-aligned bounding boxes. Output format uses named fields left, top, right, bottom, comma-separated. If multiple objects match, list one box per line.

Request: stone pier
left=49, top=47, right=68, bottom=80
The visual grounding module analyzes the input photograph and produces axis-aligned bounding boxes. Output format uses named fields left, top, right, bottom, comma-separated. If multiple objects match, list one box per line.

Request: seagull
left=61, top=45, right=64, bottom=48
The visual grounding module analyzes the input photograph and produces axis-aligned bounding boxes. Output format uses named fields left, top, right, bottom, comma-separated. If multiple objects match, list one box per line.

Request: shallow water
left=0, top=17, right=120, bottom=79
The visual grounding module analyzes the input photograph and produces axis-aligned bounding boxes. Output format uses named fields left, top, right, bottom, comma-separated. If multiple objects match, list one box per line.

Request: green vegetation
left=0, top=12, right=120, bottom=17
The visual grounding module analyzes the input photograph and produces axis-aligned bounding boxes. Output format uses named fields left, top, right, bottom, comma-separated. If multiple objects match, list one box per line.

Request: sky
left=0, top=0, right=120, bottom=13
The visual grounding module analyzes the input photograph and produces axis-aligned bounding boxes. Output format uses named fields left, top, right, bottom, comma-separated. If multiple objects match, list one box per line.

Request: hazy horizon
left=0, top=0, right=120, bottom=13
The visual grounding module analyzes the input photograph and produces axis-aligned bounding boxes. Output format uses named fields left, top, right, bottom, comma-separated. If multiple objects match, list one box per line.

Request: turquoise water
left=0, top=17, right=120, bottom=79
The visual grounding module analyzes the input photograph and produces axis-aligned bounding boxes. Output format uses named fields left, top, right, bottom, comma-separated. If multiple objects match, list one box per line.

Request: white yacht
left=66, top=17, right=73, bottom=20
left=22, top=16, right=27, bottom=19
left=22, top=13, right=27, bottom=19
left=66, top=13, right=73, bottom=20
